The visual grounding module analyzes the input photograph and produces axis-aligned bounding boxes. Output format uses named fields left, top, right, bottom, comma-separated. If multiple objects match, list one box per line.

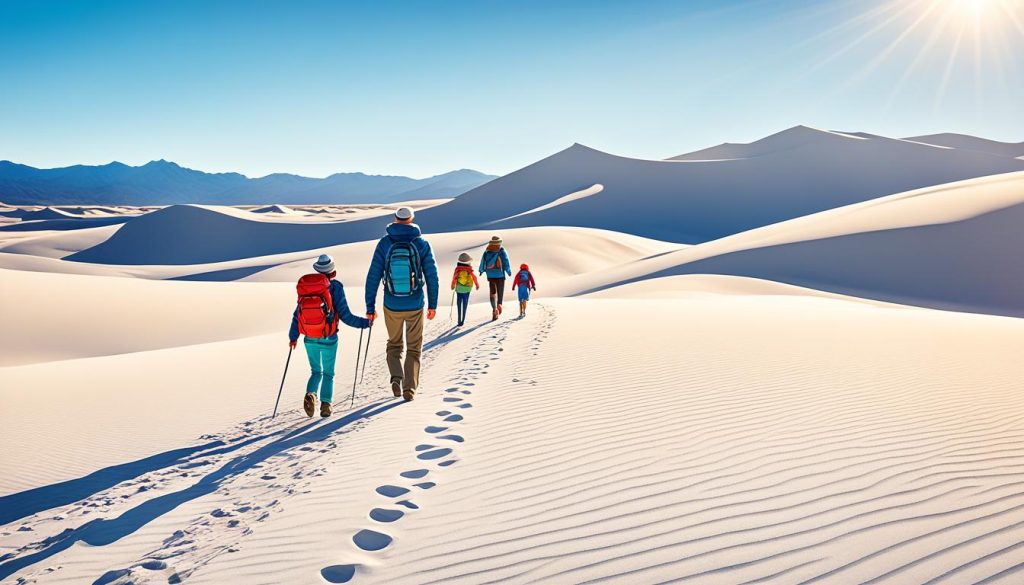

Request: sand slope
left=3, top=296, right=1024, bottom=584
left=570, top=171, right=1024, bottom=317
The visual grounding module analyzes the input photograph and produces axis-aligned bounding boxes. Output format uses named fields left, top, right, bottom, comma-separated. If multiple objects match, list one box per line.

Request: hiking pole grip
left=359, top=324, right=373, bottom=385
left=272, top=345, right=293, bottom=419
left=350, top=327, right=365, bottom=408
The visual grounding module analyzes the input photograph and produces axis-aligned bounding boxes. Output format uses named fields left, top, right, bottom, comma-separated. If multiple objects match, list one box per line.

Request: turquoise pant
left=303, top=336, right=338, bottom=403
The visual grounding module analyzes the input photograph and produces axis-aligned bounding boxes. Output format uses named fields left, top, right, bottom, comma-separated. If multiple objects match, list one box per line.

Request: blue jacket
left=479, top=247, right=512, bottom=280
left=365, top=223, right=439, bottom=313
left=289, top=279, right=369, bottom=342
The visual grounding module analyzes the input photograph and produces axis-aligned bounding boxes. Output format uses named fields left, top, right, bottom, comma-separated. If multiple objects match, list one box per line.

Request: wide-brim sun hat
left=313, top=254, right=335, bottom=274
left=395, top=206, right=414, bottom=221
left=488, top=235, right=502, bottom=246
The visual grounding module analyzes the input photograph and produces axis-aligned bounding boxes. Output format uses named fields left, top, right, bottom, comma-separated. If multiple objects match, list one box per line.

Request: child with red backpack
left=511, top=263, right=536, bottom=318
left=289, top=254, right=370, bottom=417
left=451, top=252, right=480, bottom=326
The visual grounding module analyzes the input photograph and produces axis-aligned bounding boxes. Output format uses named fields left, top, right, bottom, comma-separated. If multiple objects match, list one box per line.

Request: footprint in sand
left=321, top=565, right=357, bottom=583
left=396, top=500, right=419, bottom=509
left=443, top=414, right=464, bottom=422
left=424, top=426, right=448, bottom=434
left=369, top=508, right=404, bottom=523
left=460, top=390, right=471, bottom=395
left=438, top=460, right=457, bottom=467
left=376, top=485, right=410, bottom=497
left=437, top=434, right=464, bottom=443
left=444, top=388, right=460, bottom=393
left=435, top=410, right=451, bottom=416
left=443, top=397, right=463, bottom=403
left=414, top=481, right=436, bottom=490
left=400, top=469, right=429, bottom=479
left=353, top=529, right=393, bottom=551
left=457, top=403, right=473, bottom=409
left=415, top=444, right=435, bottom=451
left=418, top=448, right=453, bottom=460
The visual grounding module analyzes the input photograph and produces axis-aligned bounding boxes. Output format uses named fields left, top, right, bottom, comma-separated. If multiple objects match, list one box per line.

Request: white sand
left=3, top=169, right=1024, bottom=583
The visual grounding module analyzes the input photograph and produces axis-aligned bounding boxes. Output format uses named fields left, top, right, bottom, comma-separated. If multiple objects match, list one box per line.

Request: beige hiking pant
left=383, top=308, right=424, bottom=394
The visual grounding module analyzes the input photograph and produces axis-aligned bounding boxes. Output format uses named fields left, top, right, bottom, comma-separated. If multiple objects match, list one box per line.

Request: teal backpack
left=384, top=241, right=423, bottom=297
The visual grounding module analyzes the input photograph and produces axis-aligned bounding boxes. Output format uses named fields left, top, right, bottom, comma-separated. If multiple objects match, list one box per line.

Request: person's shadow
left=0, top=400, right=403, bottom=581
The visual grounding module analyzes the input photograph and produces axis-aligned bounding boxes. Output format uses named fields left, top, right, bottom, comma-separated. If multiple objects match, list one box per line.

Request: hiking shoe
left=497, top=304, right=503, bottom=315
left=403, top=390, right=415, bottom=402
left=303, top=392, right=316, bottom=417
left=320, top=401, right=332, bottom=417
left=492, top=309, right=498, bottom=321
left=391, top=379, right=402, bottom=398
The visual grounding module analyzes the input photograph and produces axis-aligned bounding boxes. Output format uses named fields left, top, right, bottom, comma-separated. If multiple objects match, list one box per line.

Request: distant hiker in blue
left=479, top=235, right=512, bottom=320
left=365, top=206, right=440, bottom=401
left=289, top=254, right=370, bottom=418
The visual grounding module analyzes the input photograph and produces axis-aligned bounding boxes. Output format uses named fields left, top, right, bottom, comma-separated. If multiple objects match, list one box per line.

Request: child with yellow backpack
left=451, top=252, right=480, bottom=326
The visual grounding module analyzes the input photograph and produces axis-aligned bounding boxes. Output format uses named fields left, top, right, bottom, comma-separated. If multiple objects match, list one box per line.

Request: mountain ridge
left=0, top=160, right=496, bottom=205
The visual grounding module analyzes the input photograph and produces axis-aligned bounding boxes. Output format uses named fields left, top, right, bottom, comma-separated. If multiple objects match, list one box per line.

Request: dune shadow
left=0, top=399, right=402, bottom=581
left=423, top=321, right=490, bottom=352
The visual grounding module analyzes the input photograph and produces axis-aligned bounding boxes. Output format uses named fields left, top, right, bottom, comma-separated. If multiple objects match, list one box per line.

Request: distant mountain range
left=0, top=160, right=497, bottom=205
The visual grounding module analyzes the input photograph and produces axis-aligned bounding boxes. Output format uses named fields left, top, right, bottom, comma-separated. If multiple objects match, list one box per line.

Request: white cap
left=395, top=206, right=414, bottom=221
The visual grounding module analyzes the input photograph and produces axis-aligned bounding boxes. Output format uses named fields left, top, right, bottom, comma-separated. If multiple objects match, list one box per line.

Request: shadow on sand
left=0, top=399, right=402, bottom=581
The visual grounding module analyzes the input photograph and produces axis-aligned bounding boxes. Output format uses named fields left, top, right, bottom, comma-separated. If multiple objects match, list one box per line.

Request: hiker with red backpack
left=364, top=206, right=439, bottom=402
left=478, top=235, right=512, bottom=320
left=511, top=263, right=537, bottom=318
left=289, top=254, right=370, bottom=417
left=451, top=252, right=480, bottom=326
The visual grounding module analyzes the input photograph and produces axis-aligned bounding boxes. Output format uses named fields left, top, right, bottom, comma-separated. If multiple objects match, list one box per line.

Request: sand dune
left=0, top=268, right=293, bottom=366
left=64, top=127, right=1024, bottom=265
left=571, top=171, right=1024, bottom=317
left=907, top=133, right=1024, bottom=159
left=4, top=135, right=1024, bottom=584
left=250, top=204, right=305, bottom=215
left=4, top=296, right=1024, bottom=584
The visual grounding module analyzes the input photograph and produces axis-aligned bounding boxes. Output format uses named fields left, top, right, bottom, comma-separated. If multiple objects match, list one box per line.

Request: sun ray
left=802, top=0, right=928, bottom=78
left=884, top=1, right=959, bottom=111
left=839, top=0, right=944, bottom=91
left=933, top=19, right=966, bottom=112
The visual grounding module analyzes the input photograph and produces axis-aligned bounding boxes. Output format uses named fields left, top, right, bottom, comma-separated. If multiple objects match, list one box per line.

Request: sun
left=951, top=0, right=990, bottom=20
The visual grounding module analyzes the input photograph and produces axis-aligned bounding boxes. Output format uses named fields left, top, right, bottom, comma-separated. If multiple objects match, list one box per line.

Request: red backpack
left=296, top=274, right=338, bottom=338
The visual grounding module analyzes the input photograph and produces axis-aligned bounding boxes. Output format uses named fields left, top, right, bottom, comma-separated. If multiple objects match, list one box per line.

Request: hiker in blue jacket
left=289, top=254, right=370, bottom=417
left=479, top=235, right=512, bottom=320
left=364, top=207, right=439, bottom=401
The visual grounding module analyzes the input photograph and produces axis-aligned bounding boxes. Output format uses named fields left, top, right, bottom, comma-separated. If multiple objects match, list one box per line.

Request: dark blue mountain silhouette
left=0, top=160, right=495, bottom=205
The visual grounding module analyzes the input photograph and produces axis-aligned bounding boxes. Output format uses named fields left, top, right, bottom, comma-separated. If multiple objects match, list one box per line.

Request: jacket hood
left=386, top=222, right=422, bottom=241
left=520, top=264, right=529, bottom=271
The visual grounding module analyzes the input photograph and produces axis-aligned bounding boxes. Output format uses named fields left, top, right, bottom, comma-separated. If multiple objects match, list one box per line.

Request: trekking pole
left=359, top=322, right=373, bottom=385
left=350, top=327, right=364, bottom=408
left=271, top=345, right=294, bottom=419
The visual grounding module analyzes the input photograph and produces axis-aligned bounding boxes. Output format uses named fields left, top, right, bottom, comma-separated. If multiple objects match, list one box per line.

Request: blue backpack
left=384, top=241, right=423, bottom=297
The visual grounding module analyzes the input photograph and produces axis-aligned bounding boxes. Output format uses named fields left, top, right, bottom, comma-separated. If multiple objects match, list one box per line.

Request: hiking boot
left=492, top=308, right=499, bottom=321
left=320, top=401, right=332, bottom=417
left=403, top=390, right=415, bottom=402
left=391, top=379, right=402, bottom=398
left=303, top=392, right=316, bottom=417
left=497, top=304, right=503, bottom=315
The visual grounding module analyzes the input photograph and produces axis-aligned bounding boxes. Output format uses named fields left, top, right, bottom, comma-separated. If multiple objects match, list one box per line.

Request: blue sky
left=1, top=0, right=1022, bottom=177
